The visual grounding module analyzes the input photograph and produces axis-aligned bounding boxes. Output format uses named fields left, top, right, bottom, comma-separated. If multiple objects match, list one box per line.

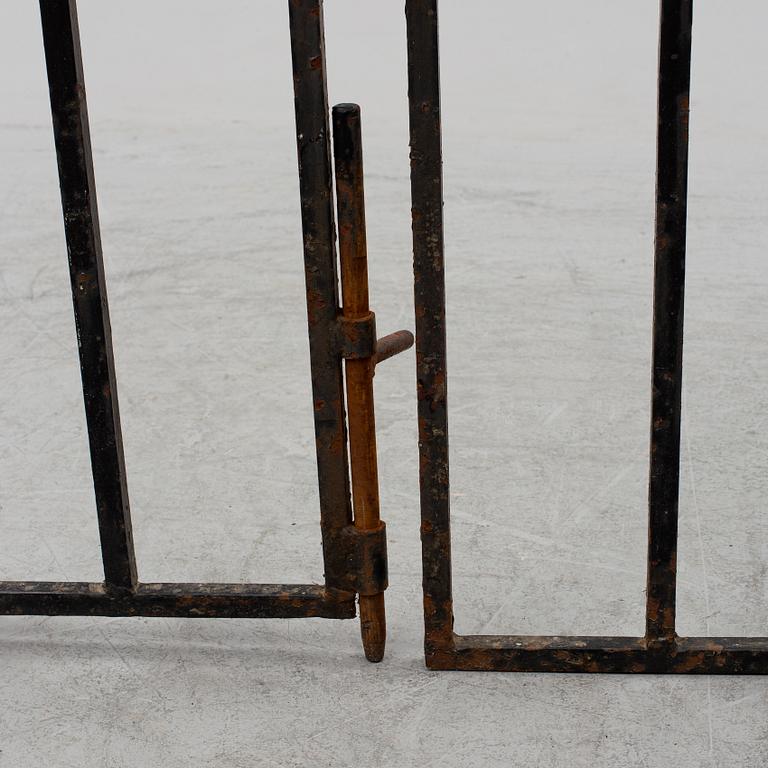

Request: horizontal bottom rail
left=0, top=581, right=355, bottom=620
left=425, top=634, right=768, bottom=674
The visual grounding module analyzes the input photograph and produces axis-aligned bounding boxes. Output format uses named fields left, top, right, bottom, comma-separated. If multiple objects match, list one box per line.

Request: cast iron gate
left=4, top=0, right=768, bottom=676
left=0, top=0, right=413, bottom=663
left=406, top=0, right=768, bottom=673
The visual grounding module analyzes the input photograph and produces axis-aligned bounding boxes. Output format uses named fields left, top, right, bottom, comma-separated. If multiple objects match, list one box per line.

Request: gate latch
left=327, top=103, right=414, bottom=662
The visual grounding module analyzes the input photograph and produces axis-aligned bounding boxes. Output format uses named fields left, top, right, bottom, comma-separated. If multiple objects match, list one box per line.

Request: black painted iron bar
left=645, top=0, right=693, bottom=645
left=288, top=0, right=355, bottom=596
left=0, top=582, right=354, bottom=619
left=39, top=0, right=137, bottom=592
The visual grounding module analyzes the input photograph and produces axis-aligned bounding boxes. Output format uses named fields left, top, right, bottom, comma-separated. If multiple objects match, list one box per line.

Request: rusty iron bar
left=39, top=0, right=137, bottom=593
left=332, top=103, right=386, bottom=662
left=407, top=0, right=768, bottom=672
left=443, top=636, right=768, bottom=674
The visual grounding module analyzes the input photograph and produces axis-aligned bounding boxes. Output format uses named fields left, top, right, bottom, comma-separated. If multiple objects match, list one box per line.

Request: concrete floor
left=1, top=1, right=767, bottom=765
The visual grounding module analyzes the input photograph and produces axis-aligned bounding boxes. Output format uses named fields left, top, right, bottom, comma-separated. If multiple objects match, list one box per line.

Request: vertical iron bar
left=332, top=104, right=386, bottom=662
left=39, top=0, right=136, bottom=592
left=288, top=0, right=355, bottom=594
left=646, top=0, right=693, bottom=645
left=405, top=0, right=455, bottom=660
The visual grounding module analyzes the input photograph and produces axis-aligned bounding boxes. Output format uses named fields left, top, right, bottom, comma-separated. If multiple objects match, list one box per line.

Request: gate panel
left=406, top=0, right=768, bottom=673
left=1, top=0, right=414, bottom=658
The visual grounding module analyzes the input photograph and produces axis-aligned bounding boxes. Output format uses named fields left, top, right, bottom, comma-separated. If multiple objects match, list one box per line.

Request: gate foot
left=360, top=592, right=386, bottom=662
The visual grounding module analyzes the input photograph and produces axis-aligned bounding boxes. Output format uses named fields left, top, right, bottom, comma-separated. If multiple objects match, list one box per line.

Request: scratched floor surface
left=1, top=2, right=767, bottom=766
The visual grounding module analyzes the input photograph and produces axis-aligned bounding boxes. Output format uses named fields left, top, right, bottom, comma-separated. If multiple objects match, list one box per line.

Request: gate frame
left=0, top=0, right=401, bottom=656
left=406, top=0, right=768, bottom=673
